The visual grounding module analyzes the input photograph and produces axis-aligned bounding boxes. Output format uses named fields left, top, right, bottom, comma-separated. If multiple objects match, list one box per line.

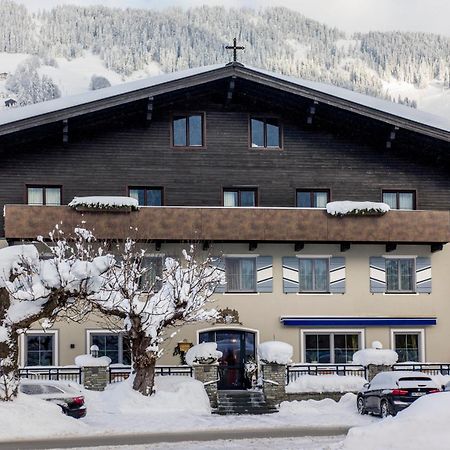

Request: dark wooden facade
left=0, top=64, right=449, bottom=240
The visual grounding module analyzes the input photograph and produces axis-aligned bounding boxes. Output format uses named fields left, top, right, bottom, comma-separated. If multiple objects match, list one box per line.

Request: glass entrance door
left=199, top=330, right=256, bottom=390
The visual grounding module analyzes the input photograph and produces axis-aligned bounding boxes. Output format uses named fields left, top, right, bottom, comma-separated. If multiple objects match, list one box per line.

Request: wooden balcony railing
left=4, top=205, right=450, bottom=244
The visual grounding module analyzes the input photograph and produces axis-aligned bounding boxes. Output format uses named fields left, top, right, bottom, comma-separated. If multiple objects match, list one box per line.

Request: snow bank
left=86, top=375, right=210, bottom=415
left=68, top=196, right=139, bottom=210
left=0, top=393, right=87, bottom=440
left=185, top=342, right=222, bottom=366
left=258, top=341, right=293, bottom=365
left=326, top=201, right=390, bottom=216
left=74, top=354, right=111, bottom=367
left=286, top=375, right=367, bottom=393
left=352, top=348, right=398, bottom=366
left=343, top=392, right=450, bottom=450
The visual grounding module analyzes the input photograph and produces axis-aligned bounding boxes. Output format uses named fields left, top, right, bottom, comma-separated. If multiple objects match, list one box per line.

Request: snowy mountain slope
left=0, top=1, right=448, bottom=117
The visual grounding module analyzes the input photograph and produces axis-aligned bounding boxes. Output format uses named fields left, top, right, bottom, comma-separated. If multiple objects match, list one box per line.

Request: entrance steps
left=214, top=390, right=278, bottom=415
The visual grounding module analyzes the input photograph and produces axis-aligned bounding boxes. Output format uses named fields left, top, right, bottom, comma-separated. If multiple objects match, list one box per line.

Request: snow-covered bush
left=68, top=196, right=139, bottom=211
left=352, top=342, right=398, bottom=366
left=185, top=342, right=222, bottom=366
left=326, top=201, right=390, bottom=217
left=258, top=341, right=293, bottom=365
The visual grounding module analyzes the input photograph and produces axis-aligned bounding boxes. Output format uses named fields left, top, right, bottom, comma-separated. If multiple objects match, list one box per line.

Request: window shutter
left=282, top=257, right=299, bottom=293
left=211, top=257, right=226, bottom=293
left=329, top=257, right=345, bottom=294
left=416, top=257, right=432, bottom=294
left=370, top=257, right=386, bottom=293
left=256, top=256, right=273, bottom=293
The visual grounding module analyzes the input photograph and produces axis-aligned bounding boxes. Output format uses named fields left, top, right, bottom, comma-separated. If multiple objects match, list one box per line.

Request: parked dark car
left=357, top=371, right=440, bottom=417
left=20, top=380, right=86, bottom=418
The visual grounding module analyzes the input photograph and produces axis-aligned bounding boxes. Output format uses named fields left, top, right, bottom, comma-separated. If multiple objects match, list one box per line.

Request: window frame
left=248, top=116, right=283, bottom=149
left=128, top=186, right=164, bottom=206
left=223, top=187, right=258, bottom=207
left=171, top=112, right=206, bottom=149
left=298, top=257, right=330, bottom=293
left=300, top=329, right=364, bottom=364
left=20, top=330, right=59, bottom=367
left=385, top=257, right=416, bottom=293
left=86, top=329, right=131, bottom=365
left=26, top=185, right=62, bottom=206
left=224, top=256, right=257, bottom=293
left=390, top=329, right=425, bottom=363
left=296, top=189, right=330, bottom=208
left=382, top=190, right=416, bottom=210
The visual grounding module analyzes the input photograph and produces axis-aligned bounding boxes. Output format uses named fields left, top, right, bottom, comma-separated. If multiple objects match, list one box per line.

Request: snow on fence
left=109, top=365, right=193, bottom=383
left=19, top=367, right=82, bottom=384
left=286, top=364, right=367, bottom=383
left=392, top=363, right=450, bottom=376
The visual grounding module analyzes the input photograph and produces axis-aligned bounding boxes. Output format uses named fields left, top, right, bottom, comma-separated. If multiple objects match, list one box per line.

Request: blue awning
left=280, top=317, right=437, bottom=327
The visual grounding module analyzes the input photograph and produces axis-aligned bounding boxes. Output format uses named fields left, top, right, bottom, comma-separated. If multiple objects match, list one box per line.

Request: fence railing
left=19, top=367, right=82, bottom=384
left=392, top=363, right=450, bottom=376
left=109, top=365, right=193, bottom=383
left=287, top=364, right=367, bottom=383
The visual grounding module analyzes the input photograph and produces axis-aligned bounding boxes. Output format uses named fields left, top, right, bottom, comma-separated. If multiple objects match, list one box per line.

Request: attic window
left=172, top=114, right=204, bottom=147
left=250, top=117, right=281, bottom=148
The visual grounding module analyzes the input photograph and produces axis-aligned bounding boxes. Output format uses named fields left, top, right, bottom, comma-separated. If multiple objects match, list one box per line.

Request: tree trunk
left=130, top=329, right=157, bottom=396
left=0, top=328, right=20, bottom=401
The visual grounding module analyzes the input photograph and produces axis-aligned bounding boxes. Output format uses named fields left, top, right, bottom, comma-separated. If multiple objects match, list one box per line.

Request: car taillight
left=71, top=396, right=84, bottom=406
left=428, top=389, right=440, bottom=394
left=391, top=389, right=409, bottom=396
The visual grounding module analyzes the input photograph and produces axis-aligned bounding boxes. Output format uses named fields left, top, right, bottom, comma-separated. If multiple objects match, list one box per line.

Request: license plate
left=411, top=392, right=425, bottom=397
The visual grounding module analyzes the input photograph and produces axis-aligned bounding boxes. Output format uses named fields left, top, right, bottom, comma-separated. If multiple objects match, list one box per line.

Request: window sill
left=383, top=292, right=419, bottom=296
left=223, top=292, right=260, bottom=296
left=172, top=146, right=206, bottom=151
left=297, top=292, right=333, bottom=296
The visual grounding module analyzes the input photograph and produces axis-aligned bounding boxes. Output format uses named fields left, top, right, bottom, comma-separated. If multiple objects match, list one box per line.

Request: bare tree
left=90, top=239, right=223, bottom=396
left=0, top=227, right=112, bottom=401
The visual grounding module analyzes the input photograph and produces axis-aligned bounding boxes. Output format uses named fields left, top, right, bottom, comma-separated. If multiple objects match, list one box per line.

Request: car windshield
left=21, top=384, right=44, bottom=394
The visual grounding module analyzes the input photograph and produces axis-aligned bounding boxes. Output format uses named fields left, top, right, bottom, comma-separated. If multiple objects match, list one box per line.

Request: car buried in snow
left=356, top=371, right=440, bottom=418
left=19, top=380, right=87, bottom=418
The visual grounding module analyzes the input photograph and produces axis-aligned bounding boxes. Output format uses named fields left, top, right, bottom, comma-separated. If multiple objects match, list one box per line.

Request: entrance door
left=199, top=330, right=256, bottom=390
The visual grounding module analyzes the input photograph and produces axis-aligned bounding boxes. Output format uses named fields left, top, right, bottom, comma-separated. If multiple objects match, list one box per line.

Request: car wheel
left=380, top=400, right=392, bottom=418
left=357, top=396, right=367, bottom=415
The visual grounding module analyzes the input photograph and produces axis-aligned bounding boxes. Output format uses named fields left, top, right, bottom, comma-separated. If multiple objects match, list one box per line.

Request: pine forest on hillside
left=0, top=0, right=449, bottom=108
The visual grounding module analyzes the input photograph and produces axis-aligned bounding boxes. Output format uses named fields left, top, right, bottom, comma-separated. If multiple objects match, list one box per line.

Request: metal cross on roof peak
left=225, top=38, right=245, bottom=63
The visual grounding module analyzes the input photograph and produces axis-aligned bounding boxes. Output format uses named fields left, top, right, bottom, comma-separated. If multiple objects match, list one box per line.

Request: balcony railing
left=4, top=205, right=450, bottom=244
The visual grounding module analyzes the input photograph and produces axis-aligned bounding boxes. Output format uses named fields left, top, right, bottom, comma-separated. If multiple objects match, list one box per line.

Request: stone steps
left=214, top=390, right=278, bottom=415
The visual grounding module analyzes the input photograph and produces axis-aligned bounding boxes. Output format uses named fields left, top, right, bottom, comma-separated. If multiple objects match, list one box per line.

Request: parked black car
left=357, top=371, right=440, bottom=417
left=20, top=380, right=87, bottom=418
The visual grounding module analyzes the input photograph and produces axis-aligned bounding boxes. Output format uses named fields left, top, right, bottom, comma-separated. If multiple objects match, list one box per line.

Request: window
left=296, top=190, right=329, bottom=208
left=88, top=331, right=131, bottom=365
left=299, top=258, right=329, bottom=292
left=225, top=257, right=256, bottom=293
left=394, top=333, right=421, bottom=362
left=304, top=332, right=361, bottom=363
left=386, top=258, right=415, bottom=292
left=26, top=334, right=54, bottom=366
left=129, top=187, right=163, bottom=206
left=382, top=191, right=415, bottom=210
left=139, top=256, right=163, bottom=291
left=172, top=114, right=204, bottom=147
left=27, top=186, right=61, bottom=206
left=250, top=117, right=281, bottom=148
left=223, top=188, right=257, bottom=207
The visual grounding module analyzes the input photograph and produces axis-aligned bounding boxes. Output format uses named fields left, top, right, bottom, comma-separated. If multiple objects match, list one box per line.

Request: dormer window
left=172, top=114, right=204, bottom=147
left=250, top=117, right=281, bottom=148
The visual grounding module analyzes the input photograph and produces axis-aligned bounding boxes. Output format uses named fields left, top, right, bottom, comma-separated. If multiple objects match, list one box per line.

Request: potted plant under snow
left=68, top=196, right=140, bottom=213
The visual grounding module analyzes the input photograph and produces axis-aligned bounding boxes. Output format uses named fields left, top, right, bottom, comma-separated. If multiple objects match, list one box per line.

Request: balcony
left=4, top=205, right=450, bottom=245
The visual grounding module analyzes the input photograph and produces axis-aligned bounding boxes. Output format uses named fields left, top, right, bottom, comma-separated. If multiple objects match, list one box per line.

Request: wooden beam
left=146, top=97, right=154, bottom=123
left=62, top=119, right=69, bottom=145
left=306, top=100, right=319, bottom=125
left=202, top=241, right=210, bottom=251
left=249, top=241, right=258, bottom=251
left=431, top=243, right=444, bottom=253
left=386, top=126, right=399, bottom=149
left=155, top=240, right=162, bottom=252
left=386, top=243, right=397, bottom=252
left=294, top=242, right=304, bottom=252
left=226, top=76, right=236, bottom=105
left=340, top=243, right=351, bottom=252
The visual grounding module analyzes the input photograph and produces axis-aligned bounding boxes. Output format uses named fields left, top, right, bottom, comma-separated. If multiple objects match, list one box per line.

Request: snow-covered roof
left=0, top=62, right=449, bottom=139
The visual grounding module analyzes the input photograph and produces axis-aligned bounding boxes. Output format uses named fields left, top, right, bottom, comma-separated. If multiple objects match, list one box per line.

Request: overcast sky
left=16, top=0, right=450, bottom=36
